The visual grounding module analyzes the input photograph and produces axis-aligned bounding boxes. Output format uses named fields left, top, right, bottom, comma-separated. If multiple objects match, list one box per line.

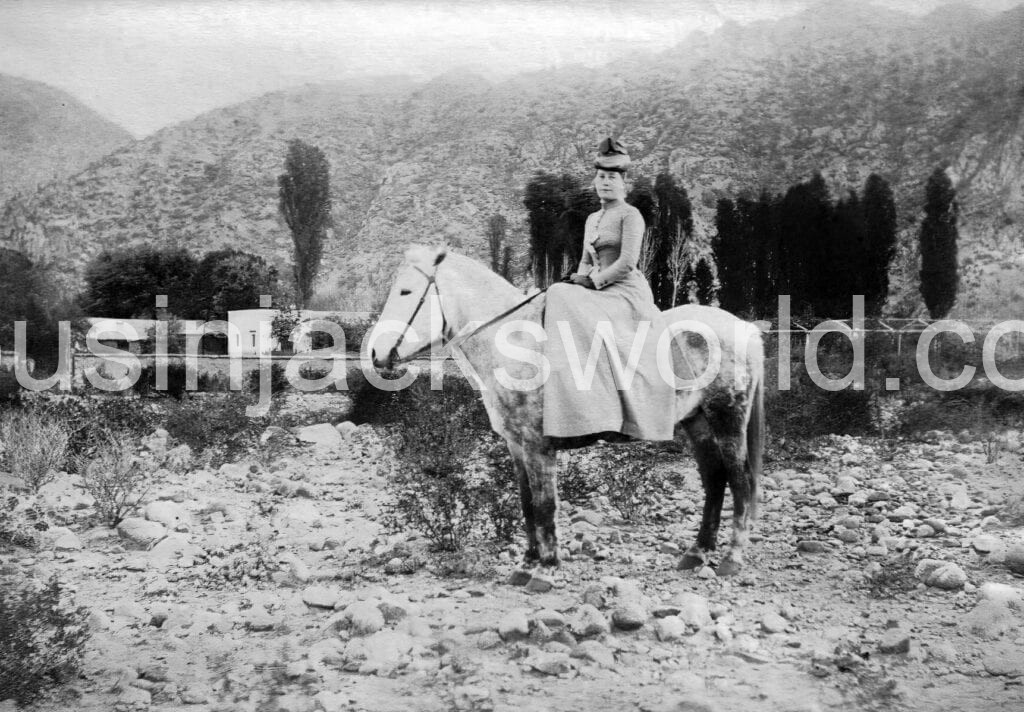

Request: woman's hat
left=593, top=137, right=631, bottom=172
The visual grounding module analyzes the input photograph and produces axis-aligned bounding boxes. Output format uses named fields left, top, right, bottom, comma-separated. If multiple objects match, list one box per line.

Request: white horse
left=370, top=245, right=765, bottom=575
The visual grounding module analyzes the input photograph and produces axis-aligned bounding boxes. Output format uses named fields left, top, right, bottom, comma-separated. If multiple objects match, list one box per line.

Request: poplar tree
left=862, top=174, right=898, bottom=317
left=279, top=140, right=332, bottom=309
left=919, top=167, right=959, bottom=319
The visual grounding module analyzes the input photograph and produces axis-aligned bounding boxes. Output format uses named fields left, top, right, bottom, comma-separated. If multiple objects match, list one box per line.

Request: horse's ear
left=433, top=247, right=447, bottom=266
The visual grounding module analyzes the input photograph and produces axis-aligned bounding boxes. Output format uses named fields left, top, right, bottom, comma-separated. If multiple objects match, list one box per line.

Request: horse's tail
left=745, top=337, right=765, bottom=522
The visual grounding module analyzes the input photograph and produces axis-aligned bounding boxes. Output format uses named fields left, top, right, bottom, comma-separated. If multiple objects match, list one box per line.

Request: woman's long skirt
left=542, top=271, right=677, bottom=440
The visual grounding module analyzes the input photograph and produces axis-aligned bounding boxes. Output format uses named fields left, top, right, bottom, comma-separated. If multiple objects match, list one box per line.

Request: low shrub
left=33, top=397, right=156, bottom=469
left=161, top=392, right=270, bottom=467
left=0, top=410, right=70, bottom=491
left=381, top=381, right=514, bottom=550
left=0, top=494, right=49, bottom=550
left=348, top=369, right=488, bottom=428
left=74, top=431, right=150, bottom=527
left=247, top=362, right=289, bottom=396
left=132, top=362, right=191, bottom=399
left=0, top=575, right=89, bottom=707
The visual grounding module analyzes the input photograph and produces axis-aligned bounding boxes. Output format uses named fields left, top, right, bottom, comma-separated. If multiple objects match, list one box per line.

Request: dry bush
left=0, top=575, right=89, bottom=706
left=74, top=432, right=150, bottom=527
left=0, top=410, right=70, bottom=491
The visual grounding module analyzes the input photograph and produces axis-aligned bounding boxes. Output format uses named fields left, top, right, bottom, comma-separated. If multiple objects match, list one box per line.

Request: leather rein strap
left=392, top=267, right=547, bottom=364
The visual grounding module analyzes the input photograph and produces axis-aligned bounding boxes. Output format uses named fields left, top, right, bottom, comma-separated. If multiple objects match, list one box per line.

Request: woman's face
left=594, top=169, right=627, bottom=201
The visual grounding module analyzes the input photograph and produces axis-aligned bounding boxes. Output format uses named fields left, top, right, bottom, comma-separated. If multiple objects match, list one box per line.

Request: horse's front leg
left=508, top=439, right=560, bottom=566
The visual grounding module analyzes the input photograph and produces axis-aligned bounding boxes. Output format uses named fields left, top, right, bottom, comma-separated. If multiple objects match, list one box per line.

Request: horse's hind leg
left=679, top=412, right=727, bottom=570
left=507, top=440, right=560, bottom=566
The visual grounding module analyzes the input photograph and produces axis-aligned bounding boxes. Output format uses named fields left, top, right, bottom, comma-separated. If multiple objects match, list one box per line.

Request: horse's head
left=370, top=245, right=449, bottom=369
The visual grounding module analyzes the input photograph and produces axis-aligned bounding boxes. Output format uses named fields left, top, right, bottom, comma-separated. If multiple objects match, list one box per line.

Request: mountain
left=2, top=2, right=1023, bottom=317
left=0, top=74, right=132, bottom=209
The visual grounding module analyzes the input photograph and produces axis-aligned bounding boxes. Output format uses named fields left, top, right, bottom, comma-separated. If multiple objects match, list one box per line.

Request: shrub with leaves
left=0, top=494, right=49, bottom=550
left=0, top=410, right=70, bottom=491
left=0, top=575, right=89, bottom=706
left=595, top=443, right=667, bottom=522
left=162, top=392, right=271, bottom=467
left=74, top=431, right=149, bottom=527
left=381, top=380, right=514, bottom=550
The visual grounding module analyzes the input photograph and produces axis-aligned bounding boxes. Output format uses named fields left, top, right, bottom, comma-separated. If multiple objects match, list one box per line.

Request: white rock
left=302, top=585, right=340, bottom=609
left=294, top=423, right=344, bottom=447
left=980, top=582, right=1024, bottom=610
left=655, top=615, right=688, bottom=642
left=341, top=600, right=385, bottom=636
left=116, top=517, right=166, bottom=547
left=671, top=592, right=713, bottom=629
left=498, top=610, right=531, bottom=641
left=145, top=500, right=191, bottom=530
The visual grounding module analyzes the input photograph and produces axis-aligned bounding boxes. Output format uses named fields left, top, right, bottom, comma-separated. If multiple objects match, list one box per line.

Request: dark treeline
left=713, top=171, right=898, bottom=320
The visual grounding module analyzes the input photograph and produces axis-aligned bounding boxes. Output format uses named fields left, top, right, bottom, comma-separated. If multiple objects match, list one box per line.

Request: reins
left=392, top=266, right=547, bottom=364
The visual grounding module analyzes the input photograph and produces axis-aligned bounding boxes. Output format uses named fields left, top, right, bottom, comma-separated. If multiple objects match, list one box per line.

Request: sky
left=0, top=0, right=1020, bottom=138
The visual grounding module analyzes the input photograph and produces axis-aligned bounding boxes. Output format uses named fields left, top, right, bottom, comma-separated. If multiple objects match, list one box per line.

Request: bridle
left=385, top=264, right=547, bottom=365
left=387, top=265, right=448, bottom=363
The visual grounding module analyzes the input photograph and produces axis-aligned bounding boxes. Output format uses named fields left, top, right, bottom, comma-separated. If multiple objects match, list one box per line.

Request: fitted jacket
left=576, top=201, right=645, bottom=290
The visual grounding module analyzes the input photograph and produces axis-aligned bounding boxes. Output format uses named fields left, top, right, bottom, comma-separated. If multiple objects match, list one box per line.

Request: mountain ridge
left=2, top=2, right=1023, bottom=317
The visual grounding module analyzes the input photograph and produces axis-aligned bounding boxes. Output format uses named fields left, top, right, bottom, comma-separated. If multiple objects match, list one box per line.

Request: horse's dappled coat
left=371, top=246, right=764, bottom=575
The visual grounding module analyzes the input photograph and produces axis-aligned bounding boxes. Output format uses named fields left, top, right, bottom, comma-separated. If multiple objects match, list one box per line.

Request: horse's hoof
left=539, top=554, right=560, bottom=567
left=678, top=552, right=706, bottom=570
left=716, top=559, right=742, bottom=577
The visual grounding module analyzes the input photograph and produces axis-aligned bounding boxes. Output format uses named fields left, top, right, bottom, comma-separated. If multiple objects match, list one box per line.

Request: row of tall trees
left=713, top=172, right=899, bottom=319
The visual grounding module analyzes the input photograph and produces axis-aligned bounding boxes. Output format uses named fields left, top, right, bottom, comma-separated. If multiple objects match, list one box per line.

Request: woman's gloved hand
left=568, top=274, right=596, bottom=289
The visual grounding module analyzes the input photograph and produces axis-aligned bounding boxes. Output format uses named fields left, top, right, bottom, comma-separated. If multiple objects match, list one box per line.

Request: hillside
left=0, top=73, right=132, bottom=208
left=2, top=2, right=1023, bottom=316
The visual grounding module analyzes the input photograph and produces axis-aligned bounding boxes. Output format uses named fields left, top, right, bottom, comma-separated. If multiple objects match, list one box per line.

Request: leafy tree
left=862, top=174, right=898, bottom=317
left=485, top=213, right=513, bottom=281
left=0, top=249, right=61, bottom=359
left=279, top=139, right=332, bottom=308
left=80, top=246, right=197, bottom=318
left=919, top=166, right=959, bottom=319
left=191, top=249, right=280, bottom=321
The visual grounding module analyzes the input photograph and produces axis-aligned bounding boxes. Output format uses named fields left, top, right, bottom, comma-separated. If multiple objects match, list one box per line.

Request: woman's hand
left=569, top=274, right=596, bottom=289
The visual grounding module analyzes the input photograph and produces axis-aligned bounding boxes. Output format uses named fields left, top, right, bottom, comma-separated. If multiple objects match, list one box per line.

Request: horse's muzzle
left=371, top=346, right=398, bottom=370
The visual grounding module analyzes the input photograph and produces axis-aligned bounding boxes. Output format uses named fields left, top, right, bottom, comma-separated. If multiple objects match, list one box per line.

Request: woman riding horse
left=544, top=137, right=676, bottom=441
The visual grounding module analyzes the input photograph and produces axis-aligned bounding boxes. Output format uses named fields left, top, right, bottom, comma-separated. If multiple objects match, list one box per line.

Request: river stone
left=294, top=423, right=344, bottom=447
left=116, top=517, right=167, bottom=547
left=144, top=500, right=191, bottom=530
left=341, top=601, right=385, bottom=636
left=962, top=600, right=1015, bottom=640
left=655, top=616, right=688, bottom=642
left=926, top=563, right=967, bottom=590
left=571, top=640, right=616, bottom=668
left=671, top=592, right=712, bottom=629
left=1004, top=547, right=1024, bottom=575
left=302, top=585, right=339, bottom=609
left=612, top=602, right=648, bottom=631
left=570, top=604, right=610, bottom=637
left=498, top=611, right=531, bottom=641
left=980, top=582, right=1024, bottom=610
left=525, top=651, right=572, bottom=676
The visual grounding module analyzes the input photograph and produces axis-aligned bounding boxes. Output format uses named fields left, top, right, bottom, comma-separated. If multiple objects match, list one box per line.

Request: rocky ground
left=3, top=413, right=1024, bottom=712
